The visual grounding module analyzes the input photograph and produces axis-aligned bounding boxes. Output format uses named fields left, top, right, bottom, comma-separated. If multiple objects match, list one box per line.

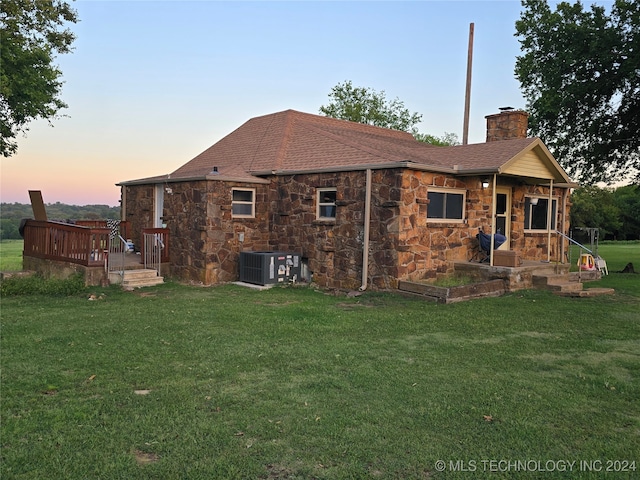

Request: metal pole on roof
left=462, top=22, right=474, bottom=146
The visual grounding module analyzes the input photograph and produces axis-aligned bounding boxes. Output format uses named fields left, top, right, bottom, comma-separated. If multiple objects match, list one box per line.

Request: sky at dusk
left=3, top=0, right=538, bottom=207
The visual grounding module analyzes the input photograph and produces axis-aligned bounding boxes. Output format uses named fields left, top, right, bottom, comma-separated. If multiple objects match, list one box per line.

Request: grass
left=568, top=241, right=640, bottom=272
left=1, top=246, right=639, bottom=479
left=0, top=239, right=23, bottom=271
left=420, top=274, right=475, bottom=288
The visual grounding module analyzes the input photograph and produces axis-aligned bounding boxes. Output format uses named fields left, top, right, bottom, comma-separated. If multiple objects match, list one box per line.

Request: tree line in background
left=570, top=185, right=640, bottom=241
left=0, top=203, right=120, bottom=240
left=1, top=186, right=638, bottom=241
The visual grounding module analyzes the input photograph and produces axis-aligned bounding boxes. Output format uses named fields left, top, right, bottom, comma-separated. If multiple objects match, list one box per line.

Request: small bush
left=0, top=273, right=86, bottom=297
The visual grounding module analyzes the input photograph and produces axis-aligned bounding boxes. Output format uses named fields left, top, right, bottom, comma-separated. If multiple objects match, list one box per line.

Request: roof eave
left=252, top=161, right=457, bottom=177
left=118, top=174, right=270, bottom=186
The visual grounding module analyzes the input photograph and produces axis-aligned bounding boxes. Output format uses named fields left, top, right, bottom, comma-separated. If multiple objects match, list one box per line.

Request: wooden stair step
left=121, top=269, right=164, bottom=288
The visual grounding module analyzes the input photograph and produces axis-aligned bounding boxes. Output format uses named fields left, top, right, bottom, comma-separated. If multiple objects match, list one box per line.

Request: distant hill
left=0, top=202, right=120, bottom=240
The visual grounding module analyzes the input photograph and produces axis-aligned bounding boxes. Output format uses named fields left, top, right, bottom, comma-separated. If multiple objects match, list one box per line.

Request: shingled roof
left=119, top=109, right=571, bottom=185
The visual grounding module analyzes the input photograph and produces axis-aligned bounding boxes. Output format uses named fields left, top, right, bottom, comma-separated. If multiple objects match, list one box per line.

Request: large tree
left=515, top=0, right=640, bottom=184
left=320, top=80, right=459, bottom=146
left=320, top=80, right=423, bottom=133
left=0, top=0, right=78, bottom=157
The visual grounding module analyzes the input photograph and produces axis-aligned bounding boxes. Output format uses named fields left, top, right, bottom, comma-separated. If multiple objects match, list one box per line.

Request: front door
left=154, top=185, right=164, bottom=228
left=495, top=187, right=511, bottom=249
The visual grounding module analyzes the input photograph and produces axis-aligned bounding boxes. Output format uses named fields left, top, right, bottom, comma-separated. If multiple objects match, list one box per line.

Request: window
left=427, top=189, right=465, bottom=221
left=525, top=197, right=557, bottom=231
left=317, top=188, right=337, bottom=219
left=232, top=188, right=255, bottom=218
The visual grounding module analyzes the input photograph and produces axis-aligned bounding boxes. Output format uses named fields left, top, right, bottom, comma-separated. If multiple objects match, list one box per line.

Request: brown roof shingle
left=121, top=109, right=569, bottom=184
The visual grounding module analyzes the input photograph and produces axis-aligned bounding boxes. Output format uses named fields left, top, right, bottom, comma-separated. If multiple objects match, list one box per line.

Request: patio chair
left=472, top=228, right=507, bottom=263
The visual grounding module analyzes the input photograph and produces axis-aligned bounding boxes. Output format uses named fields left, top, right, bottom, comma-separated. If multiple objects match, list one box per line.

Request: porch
left=21, top=220, right=170, bottom=287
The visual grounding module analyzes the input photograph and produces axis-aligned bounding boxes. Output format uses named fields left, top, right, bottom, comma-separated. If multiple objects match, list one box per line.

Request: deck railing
left=23, top=220, right=111, bottom=267
left=75, top=220, right=130, bottom=240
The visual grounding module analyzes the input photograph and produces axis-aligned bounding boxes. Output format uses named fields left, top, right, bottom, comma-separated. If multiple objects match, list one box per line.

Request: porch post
left=560, top=187, right=568, bottom=264
left=547, top=180, right=554, bottom=262
left=490, top=174, right=497, bottom=266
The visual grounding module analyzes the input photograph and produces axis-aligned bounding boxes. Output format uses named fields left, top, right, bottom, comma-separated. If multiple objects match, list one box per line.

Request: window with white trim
left=524, top=197, right=557, bottom=231
left=232, top=188, right=255, bottom=218
left=317, top=188, right=337, bottom=219
left=427, top=188, right=465, bottom=222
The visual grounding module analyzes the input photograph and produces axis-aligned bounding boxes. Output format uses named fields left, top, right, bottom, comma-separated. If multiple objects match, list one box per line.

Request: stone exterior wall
left=123, top=185, right=155, bottom=250
left=485, top=110, right=529, bottom=142
left=268, top=171, right=375, bottom=290
left=161, top=180, right=271, bottom=284
left=510, top=182, right=570, bottom=262
left=122, top=171, right=571, bottom=289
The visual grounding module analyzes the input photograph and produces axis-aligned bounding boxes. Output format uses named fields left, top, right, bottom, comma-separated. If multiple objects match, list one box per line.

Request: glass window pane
left=319, top=205, right=336, bottom=218
left=320, top=190, right=336, bottom=203
left=496, top=193, right=507, bottom=215
left=445, top=193, right=463, bottom=219
left=232, top=203, right=253, bottom=216
left=427, top=192, right=444, bottom=218
left=233, top=190, right=253, bottom=202
left=531, top=199, right=548, bottom=229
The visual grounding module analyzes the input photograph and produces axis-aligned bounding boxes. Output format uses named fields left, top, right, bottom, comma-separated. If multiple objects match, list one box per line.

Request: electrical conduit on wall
left=360, top=168, right=372, bottom=291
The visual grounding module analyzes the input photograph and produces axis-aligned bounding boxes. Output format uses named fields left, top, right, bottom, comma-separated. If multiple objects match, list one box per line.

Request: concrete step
left=532, top=273, right=571, bottom=286
left=568, top=271, right=601, bottom=282
left=120, top=269, right=164, bottom=288
left=123, top=276, right=164, bottom=288
left=532, top=273, right=583, bottom=293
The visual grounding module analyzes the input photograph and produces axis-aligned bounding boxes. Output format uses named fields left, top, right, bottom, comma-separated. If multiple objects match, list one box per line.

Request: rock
left=620, top=262, right=636, bottom=274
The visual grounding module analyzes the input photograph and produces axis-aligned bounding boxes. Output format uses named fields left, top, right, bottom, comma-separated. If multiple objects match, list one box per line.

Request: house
left=118, top=109, right=576, bottom=290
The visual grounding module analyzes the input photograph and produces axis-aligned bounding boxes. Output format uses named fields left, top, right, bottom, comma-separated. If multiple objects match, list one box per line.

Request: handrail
left=108, top=234, right=128, bottom=276
left=141, top=228, right=170, bottom=263
left=555, top=230, right=593, bottom=254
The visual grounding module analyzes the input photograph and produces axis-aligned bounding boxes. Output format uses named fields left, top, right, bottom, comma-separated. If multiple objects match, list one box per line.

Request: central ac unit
left=239, top=251, right=301, bottom=285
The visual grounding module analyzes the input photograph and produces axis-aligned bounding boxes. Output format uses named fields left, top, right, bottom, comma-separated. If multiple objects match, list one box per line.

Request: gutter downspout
left=489, top=174, right=497, bottom=266
left=547, top=180, right=554, bottom=263
left=360, top=168, right=372, bottom=291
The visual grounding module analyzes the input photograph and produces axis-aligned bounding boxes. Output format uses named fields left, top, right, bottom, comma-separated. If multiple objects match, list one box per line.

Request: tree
left=320, top=81, right=423, bottom=132
left=0, top=0, right=78, bottom=157
left=412, top=131, right=460, bottom=147
left=570, top=186, right=622, bottom=239
left=320, top=80, right=459, bottom=146
left=515, top=0, right=640, bottom=184
left=613, top=185, right=640, bottom=239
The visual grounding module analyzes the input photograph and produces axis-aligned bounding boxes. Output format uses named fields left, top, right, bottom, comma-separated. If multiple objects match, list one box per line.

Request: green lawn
left=569, top=241, right=640, bottom=273
left=1, top=246, right=639, bottom=479
left=0, top=239, right=23, bottom=271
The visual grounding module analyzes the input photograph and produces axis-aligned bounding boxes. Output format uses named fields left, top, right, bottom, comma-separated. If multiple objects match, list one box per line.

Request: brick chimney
left=485, top=108, right=529, bottom=142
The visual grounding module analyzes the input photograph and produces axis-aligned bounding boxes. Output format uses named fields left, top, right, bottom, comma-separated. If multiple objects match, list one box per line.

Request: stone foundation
left=22, top=255, right=108, bottom=286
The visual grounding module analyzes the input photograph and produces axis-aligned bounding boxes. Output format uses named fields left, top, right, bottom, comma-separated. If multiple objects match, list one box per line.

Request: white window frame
left=316, top=188, right=337, bottom=220
left=426, top=187, right=466, bottom=223
left=231, top=188, right=255, bottom=218
left=524, top=196, right=557, bottom=232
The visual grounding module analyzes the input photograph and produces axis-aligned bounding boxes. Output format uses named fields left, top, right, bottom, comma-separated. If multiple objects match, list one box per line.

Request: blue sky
left=3, top=0, right=532, bottom=206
